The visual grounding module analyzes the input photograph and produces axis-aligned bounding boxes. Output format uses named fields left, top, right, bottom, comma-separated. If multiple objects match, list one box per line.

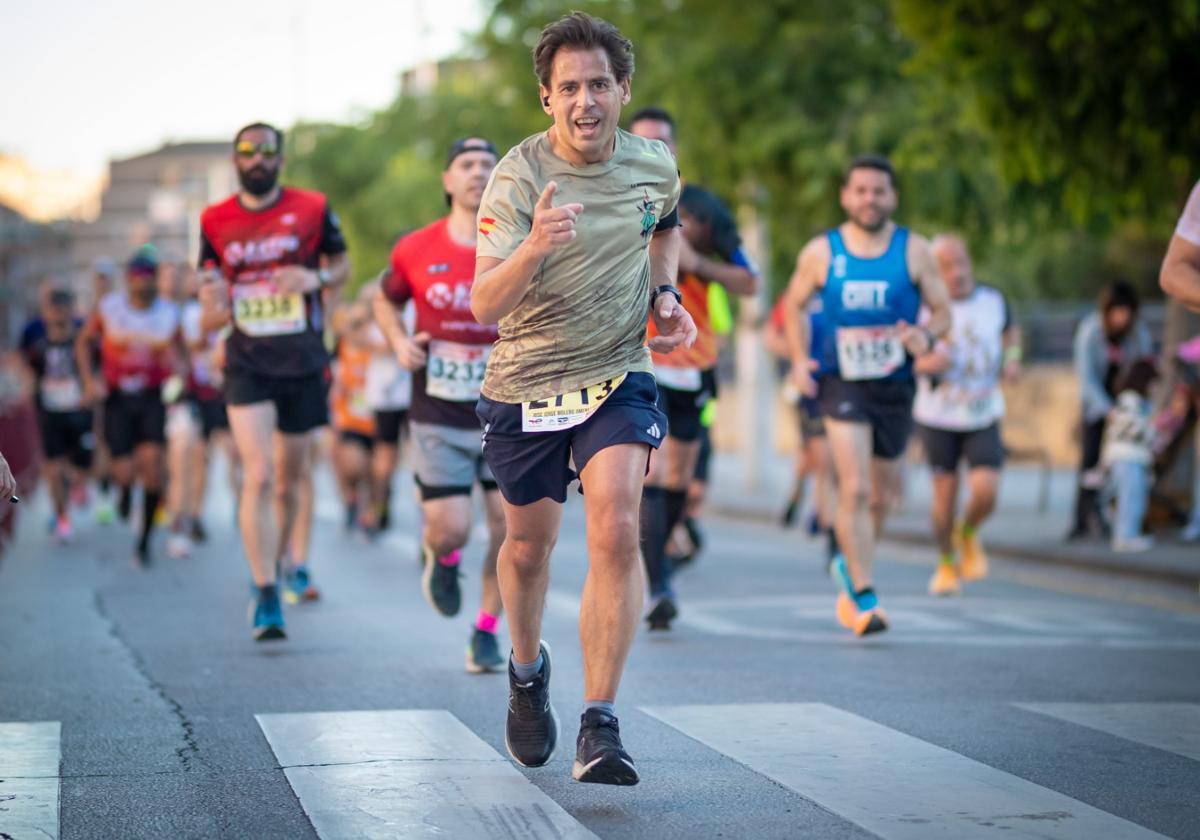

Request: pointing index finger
left=535, top=181, right=558, bottom=211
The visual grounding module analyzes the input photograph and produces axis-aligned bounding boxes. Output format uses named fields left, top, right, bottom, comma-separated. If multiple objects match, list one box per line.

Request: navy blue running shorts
left=476, top=371, right=667, bottom=506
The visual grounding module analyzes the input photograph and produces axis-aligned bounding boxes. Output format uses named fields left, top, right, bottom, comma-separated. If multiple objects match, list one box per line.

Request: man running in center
left=628, top=107, right=760, bottom=630
left=782, top=154, right=950, bottom=636
left=198, top=122, right=349, bottom=641
left=471, top=12, right=695, bottom=785
left=375, top=138, right=508, bottom=672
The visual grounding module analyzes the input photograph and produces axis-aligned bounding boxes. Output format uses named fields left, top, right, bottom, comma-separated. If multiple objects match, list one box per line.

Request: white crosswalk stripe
left=256, top=710, right=596, bottom=840
left=642, top=702, right=1167, bottom=839
left=0, top=721, right=61, bottom=840
left=1017, top=702, right=1200, bottom=762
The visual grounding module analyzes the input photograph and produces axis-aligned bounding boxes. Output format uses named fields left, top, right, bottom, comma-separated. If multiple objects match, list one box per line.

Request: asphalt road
left=2, top=463, right=1198, bottom=839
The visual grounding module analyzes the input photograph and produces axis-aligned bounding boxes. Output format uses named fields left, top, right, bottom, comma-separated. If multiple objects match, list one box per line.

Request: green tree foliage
left=894, top=1, right=1200, bottom=226
left=287, top=0, right=1195, bottom=303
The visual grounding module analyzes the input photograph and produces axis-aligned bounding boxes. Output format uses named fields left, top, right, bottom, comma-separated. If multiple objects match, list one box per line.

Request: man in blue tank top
left=781, top=154, right=951, bottom=636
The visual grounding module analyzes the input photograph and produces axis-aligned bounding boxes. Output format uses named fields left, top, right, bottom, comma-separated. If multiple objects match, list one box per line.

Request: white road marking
left=642, top=702, right=1166, bottom=839
left=256, top=709, right=596, bottom=840
left=0, top=721, right=61, bottom=840
left=1017, top=703, right=1200, bottom=762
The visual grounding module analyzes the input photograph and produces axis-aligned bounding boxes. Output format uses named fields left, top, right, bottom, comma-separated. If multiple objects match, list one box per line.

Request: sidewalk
left=705, top=451, right=1200, bottom=589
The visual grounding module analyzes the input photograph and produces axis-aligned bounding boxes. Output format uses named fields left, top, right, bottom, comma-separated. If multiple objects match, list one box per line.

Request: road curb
left=708, top=503, right=1200, bottom=590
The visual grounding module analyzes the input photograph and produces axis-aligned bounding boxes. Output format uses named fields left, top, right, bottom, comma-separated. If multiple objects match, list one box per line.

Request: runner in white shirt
left=913, top=234, right=1021, bottom=595
left=362, top=279, right=413, bottom=536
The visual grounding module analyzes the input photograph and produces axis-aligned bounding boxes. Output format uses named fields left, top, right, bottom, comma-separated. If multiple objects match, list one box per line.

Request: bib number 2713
left=521, top=375, right=626, bottom=433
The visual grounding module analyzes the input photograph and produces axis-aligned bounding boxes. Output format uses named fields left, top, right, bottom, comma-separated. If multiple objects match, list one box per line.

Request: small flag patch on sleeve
left=478, top=217, right=497, bottom=235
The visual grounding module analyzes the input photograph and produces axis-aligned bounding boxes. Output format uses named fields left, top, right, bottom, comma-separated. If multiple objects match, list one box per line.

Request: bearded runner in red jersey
left=372, top=137, right=508, bottom=673
left=197, top=122, right=349, bottom=641
left=77, top=247, right=183, bottom=566
left=630, top=108, right=760, bottom=631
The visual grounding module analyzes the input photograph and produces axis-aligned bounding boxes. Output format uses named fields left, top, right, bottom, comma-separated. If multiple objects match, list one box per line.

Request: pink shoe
left=54, top=516, right=73, bottom=544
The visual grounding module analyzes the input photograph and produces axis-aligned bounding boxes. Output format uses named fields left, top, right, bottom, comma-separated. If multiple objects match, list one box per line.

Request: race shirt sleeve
left=656, top=164, right=682, bottom=230
left=475, top=160, right=532, bottom=262
left=1175, top=180, right=1200, bottom=247
left=655, top=204, right=679, bottom=232
left=197, top=231, right=219, bottom=268
left=318, top=205, right=348, bottom=255
left=730, top=246, right=759, bottom=275
left=383, top=245, right=413, bottom=305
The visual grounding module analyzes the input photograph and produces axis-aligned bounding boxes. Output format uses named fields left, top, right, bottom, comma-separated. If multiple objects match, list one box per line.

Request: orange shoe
left=836, top=593, right=858, bottom=629
left=928, top=563, right=961, bottom=596
left=958, top=528, right=989, bottom=581
left=835, top=593, right=890, bottom=636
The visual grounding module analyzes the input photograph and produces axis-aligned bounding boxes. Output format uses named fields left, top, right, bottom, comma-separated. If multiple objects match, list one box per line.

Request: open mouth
left=574, top=116, right=600, bottom=137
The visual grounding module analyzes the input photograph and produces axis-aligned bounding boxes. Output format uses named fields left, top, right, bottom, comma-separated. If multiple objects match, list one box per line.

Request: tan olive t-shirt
left=475, top=128, right=681, bottom=403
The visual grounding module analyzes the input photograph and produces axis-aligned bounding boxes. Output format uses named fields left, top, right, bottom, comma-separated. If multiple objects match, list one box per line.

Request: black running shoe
left=421, top=552, right=462, bottom=617
left=646, top=594, right=677, bottom=631
left=505, top=641, right=558, bottom=767
left=572, top=708, right=639, bottom=785
left=781, top=497, right=800, bottom=527
left=466, top=627, right=504, bottom=673
left=190, top=518, right=208, bottom=544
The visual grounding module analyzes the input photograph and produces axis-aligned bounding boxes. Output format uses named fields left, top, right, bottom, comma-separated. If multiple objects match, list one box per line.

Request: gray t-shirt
left=475, top=128, right=681, bottom=403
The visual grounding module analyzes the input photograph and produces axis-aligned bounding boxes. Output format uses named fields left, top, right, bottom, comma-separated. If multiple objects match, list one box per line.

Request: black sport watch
left=650, top=285, right=683, bottom=309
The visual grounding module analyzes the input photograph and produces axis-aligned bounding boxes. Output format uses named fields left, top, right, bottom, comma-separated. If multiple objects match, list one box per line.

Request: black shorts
left=224, top=368, right=328, bottom=435
left=657, top=369, right=717, bottom=443
left=797, top=393, right=825, bottom=440
left=193, top=396, right=228, bottom=440
left=476, top=371, right=667, bottom=506
left=338, top=430, right=374, bottom=451
left=374, top=409, right=408, bottom=445
left=818, top=377, right=916, bottom=460
left=919, top=422, right=1005, bottom=473
left=104, top=389, right=166, bottom=457
left=39, top=409, right=95, bottom=467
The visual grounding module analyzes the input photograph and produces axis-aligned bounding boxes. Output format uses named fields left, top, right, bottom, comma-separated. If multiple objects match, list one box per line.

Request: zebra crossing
left=5, top=703, right=1196, bottom=839
left=0, top=721, right=60, bottom=840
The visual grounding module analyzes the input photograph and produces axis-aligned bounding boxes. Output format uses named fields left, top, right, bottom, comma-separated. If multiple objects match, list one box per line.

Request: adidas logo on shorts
left=646, top=423, right=662, bottom=439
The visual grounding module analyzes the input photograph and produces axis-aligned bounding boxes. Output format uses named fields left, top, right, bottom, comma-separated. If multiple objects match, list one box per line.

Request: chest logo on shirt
left=426, top=281, right=472, bottom=311
left=832, top=254, right=848, bottom=279
left=223, top=234, right=300, bottom=267
left=427, top=263, right=450, bottom=275
left=637, top=192, right=658, bottom=239
left=842, top=280, right=888, bottom=310
left=281, top=213, right=297, bottom=225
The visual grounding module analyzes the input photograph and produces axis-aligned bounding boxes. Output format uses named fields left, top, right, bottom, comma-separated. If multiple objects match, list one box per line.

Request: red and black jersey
left=384, top=218, right=497, bottom=428
left=25, top=333, right=87, bottom=414
left=199, top=187, right=346, bottom=377
left=92, top=292, right=182, bottom=393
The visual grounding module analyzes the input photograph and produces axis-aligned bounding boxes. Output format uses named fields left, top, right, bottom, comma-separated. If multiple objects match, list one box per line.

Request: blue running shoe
left=284, top=566, right=320, bottom=605
left=250, top=585, right=286, bottom=641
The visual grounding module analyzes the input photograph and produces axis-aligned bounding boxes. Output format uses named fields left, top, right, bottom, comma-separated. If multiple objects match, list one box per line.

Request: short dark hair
left=680, top=184, right=741, bottom=262
left=845, top=153, right=896, bottom=188
left=629, top=107, right=674, bottom=131
left=48, top=288, right=74, bottom=309
left=533, top=12, right=634, bottom=89
left=1116, top=358, right=1158, bottom=397
left=234, top=122, right=284, bottom=149
left=1100, top=280, right=1140, bottom=315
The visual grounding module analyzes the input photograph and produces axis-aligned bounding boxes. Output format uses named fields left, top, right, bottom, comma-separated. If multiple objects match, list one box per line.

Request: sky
left=1, top=0, right=485, bottom=179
